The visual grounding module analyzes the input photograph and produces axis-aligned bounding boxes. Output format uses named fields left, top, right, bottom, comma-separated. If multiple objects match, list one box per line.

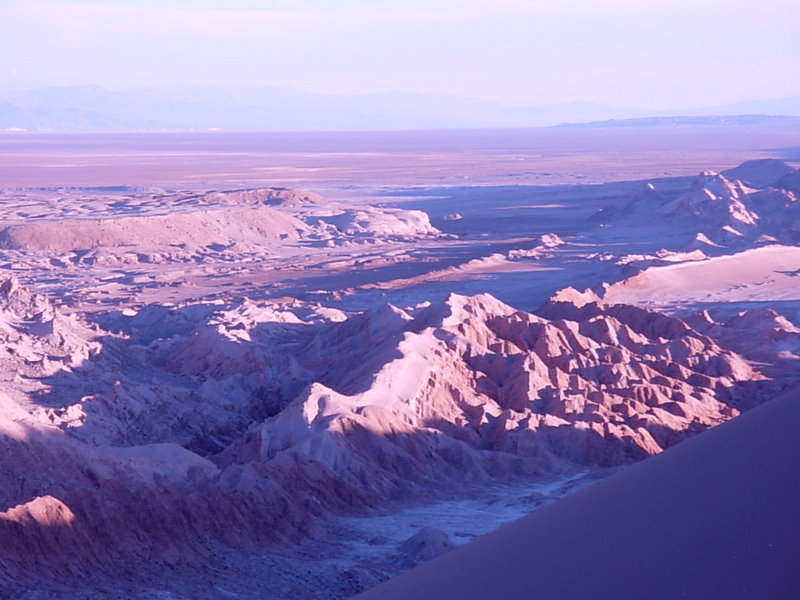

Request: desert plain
left=0, top=124, right=799, bottom=599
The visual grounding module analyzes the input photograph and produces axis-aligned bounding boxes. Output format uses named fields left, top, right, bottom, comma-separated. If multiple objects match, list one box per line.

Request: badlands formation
left=0, top=135, right=798, bottom=599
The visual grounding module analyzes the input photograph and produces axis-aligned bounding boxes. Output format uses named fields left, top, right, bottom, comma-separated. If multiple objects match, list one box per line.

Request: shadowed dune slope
left=355, top=385, right=800, bottom=600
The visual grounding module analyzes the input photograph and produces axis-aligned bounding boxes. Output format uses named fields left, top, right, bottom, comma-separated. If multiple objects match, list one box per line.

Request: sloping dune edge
left=355, top=385, right=800, bottom=600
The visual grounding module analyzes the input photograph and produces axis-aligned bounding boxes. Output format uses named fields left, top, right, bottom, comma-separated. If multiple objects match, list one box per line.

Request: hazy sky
left=2, top=0, right=798, bottom=109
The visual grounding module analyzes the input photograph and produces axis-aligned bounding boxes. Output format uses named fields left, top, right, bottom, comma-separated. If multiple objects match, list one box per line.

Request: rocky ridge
left=0, top=187, right=442, bottom=265
left=0, top=278, right=781, bottom=591
left=594, top=159, right=800, bottom=250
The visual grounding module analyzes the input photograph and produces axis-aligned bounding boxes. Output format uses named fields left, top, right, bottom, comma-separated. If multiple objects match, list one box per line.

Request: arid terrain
left=1, top=125, right=799, bottom=599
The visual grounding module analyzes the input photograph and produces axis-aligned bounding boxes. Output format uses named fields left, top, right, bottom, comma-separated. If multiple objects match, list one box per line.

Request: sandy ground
left=604, top=245, right=800, bottom=311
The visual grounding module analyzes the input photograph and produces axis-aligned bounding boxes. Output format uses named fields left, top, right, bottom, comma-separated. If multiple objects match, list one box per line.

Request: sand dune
left=354, top=383, right=800, bottom=600
left=604, top=245, right=800, bottom=307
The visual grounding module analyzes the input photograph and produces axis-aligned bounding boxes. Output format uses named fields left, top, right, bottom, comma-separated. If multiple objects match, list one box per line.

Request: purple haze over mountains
left=2, top=85, right=800, bottom=131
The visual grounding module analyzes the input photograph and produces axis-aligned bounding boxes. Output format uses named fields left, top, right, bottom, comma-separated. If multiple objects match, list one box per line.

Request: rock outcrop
left=0, top=282, right=778, bottom=591
left=595, top=161, right=800, bottom=249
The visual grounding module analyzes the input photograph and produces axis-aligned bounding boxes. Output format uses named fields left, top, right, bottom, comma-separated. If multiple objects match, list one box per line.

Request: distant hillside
left=1, top=86, right=799, bottom=132
left=0, top=85, right=639, bottom=132
left=557, top=115, right=800, bottom=128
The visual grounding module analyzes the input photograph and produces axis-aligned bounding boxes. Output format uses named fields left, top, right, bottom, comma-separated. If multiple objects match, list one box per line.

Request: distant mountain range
left=1, top=85, right=799, bottom=131
left=557, top=115, right=800, bottom=128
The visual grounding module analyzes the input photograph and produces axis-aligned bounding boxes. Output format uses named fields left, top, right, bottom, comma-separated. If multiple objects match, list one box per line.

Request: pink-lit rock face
left=218, top=293, right=761, bottom=486
left=0, top=143, right=798, bottom=597
left=1, top=495, right=75, bottom=527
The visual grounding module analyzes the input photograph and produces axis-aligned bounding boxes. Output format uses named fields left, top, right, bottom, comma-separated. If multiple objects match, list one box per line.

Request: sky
left=1, top=0, right=799, bottom=110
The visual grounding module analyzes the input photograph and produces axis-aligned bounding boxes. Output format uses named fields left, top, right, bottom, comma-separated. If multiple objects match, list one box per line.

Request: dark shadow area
left=0, top=425, right=323, bottom=595
left=354, top=384, right=800, bottom=600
